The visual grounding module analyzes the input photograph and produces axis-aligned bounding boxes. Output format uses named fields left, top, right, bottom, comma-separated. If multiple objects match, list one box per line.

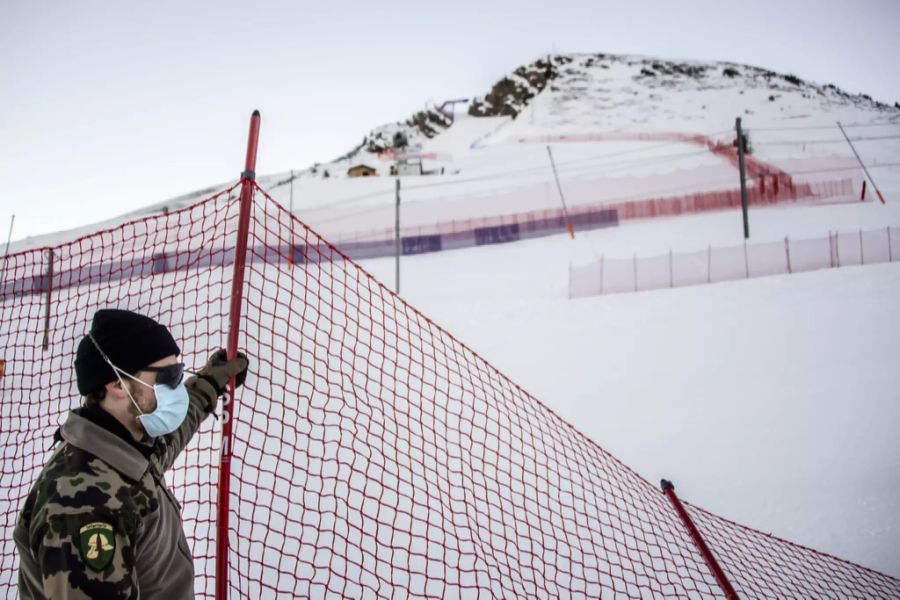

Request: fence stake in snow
left=217, top=110, right=261, bottom=600
left=660, top=480, right=739, bottom=600
left=599, top=255, right=604, bottom=295
left=828, top=232, right=833, bottom=268
left=837, top=121, right=886, bottom=204
left=546, top=145, right=575, bottom=238
left=743, top=240, right=749, bottom=278
left=736, top=117, right=750, bottom=239
left=860, top=180, right=867, bottom=202
left=42, top=249, right=53, bottom=350
left=4, top=214, right=13, bottom=257
left=859, top=228, right=864, bottom=265
left=785, top=236, right=792, bottom=274
left=633, top=252, right=637, bottom=292
left=834, top=232, right=841, bottom=268
left=888, top=227, right=894, bottom=262
left=289, top=169, right=294, bottom=213
left=395, top=178, right=401, bottom=294
left=669, top=248, right=673, bottom=288
left=707, top=244, right=712, bottom=283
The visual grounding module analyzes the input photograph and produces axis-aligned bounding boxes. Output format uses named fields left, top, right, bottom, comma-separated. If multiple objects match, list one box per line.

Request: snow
left=356, top=213, right=900, bottom=578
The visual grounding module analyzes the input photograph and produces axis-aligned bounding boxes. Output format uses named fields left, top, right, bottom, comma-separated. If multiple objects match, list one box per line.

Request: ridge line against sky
left=1, top=0, right=899, bottom=242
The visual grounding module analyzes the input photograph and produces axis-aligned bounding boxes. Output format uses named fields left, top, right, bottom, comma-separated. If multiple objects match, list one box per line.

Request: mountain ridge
left=311, top=52, right=898, bottom=179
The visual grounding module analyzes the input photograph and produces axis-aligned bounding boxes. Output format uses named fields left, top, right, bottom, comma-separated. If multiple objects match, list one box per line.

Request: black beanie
left=74, top=309, right=180, bottom=396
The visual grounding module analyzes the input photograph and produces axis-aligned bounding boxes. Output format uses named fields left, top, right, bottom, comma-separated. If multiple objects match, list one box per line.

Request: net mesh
left=685, top=502, right=900, bottom=599
left=1, top=182, right=898, bottom=598
left=0, top=183, right=242, bottom=597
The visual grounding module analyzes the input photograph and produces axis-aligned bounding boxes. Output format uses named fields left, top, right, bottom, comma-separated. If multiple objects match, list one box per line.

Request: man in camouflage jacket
left=14, top=309, right=250, bottom=599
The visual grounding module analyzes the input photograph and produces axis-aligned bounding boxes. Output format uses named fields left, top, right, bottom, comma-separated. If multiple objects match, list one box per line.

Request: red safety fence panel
left=0, top=183, right=242, bottom=598
left=2, top=182, right=899, bottom=598
left=225, top=183, right=722, bottom=598
left=685, top=502, right=900, bottom=599
left=332, top=177, right=857, bottom=254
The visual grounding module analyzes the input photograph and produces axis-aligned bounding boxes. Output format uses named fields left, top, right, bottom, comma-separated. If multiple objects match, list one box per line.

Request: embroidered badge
left=79, top=522, right=115, bottom=571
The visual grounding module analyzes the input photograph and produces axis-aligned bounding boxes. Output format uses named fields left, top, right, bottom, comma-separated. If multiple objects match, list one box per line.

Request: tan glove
left=186, top=349, right=250, bottom=413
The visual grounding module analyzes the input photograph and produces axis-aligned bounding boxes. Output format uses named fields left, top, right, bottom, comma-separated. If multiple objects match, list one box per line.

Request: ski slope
left=357, top=198, right=900, bottom=578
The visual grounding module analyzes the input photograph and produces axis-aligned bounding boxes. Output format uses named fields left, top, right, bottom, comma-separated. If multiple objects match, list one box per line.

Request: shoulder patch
left=78, top=521, right=116, bottom=571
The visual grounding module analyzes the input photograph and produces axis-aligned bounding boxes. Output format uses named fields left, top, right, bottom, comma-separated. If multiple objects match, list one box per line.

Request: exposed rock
left=469, top=57, right=560, bottom=117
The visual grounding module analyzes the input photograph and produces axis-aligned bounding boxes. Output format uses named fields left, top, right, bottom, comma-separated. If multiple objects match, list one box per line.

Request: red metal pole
left=661, top=480, right=739, bottom=599
left=216, top=110, right=261, bottom=600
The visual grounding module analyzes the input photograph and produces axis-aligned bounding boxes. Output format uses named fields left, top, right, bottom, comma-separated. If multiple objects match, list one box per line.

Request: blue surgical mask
left=111, top=366, right=190, bottom=438
left=86, top=332, right=190, bottom=437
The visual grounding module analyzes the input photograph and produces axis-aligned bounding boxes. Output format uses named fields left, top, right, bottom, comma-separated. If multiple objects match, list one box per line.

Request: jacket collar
left=61, top=411, right=150, bottom=481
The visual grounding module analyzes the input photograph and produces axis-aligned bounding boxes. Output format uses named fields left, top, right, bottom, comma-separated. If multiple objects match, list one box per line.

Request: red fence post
left=217, top=110, right=261, bottom=600
left=861, top=180, right=867, bottom=202
left=661, top=480, right=739, bottom=599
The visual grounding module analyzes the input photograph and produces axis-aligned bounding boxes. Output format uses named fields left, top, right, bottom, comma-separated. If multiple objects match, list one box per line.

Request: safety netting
left=1, top=181, right=899, bottom=598
left=570, top=226, right=899, bottom=299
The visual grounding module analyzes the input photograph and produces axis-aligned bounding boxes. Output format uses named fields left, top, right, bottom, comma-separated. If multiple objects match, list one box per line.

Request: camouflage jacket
left=14, top=376, right=218, bottom=600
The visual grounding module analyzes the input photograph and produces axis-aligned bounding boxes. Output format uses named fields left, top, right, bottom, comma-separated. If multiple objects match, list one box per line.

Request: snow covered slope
left=5, top=51, right=900, bottom=578
left=357, top=198, right=900, bottom=578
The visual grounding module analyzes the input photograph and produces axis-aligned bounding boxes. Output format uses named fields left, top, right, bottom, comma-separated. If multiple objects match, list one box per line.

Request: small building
left=348, top=164, right=378, bottom=178
left=396, top=159, right=422, bottom=177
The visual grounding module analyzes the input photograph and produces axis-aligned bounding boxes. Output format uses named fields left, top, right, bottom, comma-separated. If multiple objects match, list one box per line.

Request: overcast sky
left=2, top=0, right=899, bottom=242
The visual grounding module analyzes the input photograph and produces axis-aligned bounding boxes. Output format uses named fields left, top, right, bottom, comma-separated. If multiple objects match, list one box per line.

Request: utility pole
left=736, top=118, right=750, bottom=239
left=837, top=121, right=886, bottom=204
left=395, top=177, right=401, bottom=294
left=546, top=145, right=575, bottom=238
left=4, top=214, right=14, bottom=256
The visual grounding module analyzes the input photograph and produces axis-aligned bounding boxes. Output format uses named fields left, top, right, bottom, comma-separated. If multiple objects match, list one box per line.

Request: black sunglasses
left=139, top=363, right=186, bottom=388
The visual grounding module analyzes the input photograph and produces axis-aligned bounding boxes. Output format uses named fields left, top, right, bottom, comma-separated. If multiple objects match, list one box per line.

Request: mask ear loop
left=87, top=332, right=147, bottom=417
